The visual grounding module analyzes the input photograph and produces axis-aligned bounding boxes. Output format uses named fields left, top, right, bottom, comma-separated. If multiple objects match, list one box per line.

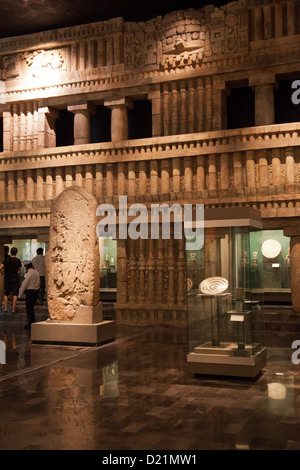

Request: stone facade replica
left=0, top=0, right=299, bottom=324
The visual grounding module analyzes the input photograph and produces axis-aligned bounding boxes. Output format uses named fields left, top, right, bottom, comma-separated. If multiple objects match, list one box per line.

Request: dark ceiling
left=0, top=0, right=229, bottom=39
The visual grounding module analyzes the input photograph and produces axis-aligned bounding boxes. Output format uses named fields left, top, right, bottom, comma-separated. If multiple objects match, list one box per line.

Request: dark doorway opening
left=56, top=109, right=74, bottom=147
left=91, top=106, right=111, bottom=143
left=275, top=79, right=300, bottom=124
left=128, top=100, right=152, bottom=140
left=227, top=87, right=255, bottom=129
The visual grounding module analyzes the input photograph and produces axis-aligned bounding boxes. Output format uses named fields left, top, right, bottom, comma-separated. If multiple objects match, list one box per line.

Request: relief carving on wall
left=1, top=47, right=66, bottom=80
left=124, top=5, right=249, bottom=72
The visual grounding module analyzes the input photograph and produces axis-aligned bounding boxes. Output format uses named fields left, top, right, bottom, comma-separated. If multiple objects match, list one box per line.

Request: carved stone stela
left=47, top=186, right=102, bottom=324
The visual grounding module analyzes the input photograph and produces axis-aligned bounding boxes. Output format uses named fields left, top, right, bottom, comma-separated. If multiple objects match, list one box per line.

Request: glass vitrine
left=187, top=207, right=266, bottom=378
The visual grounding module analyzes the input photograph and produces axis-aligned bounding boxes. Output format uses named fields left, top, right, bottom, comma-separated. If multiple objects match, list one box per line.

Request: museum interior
left=0, top=0, right=300, bottom=451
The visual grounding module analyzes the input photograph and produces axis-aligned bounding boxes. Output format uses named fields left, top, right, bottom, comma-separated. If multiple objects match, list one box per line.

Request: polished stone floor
left=1, top=305, right=300, bottom=450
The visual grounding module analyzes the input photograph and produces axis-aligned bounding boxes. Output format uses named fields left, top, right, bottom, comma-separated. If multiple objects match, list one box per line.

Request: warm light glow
left=267, top=382, right=286, bottom=400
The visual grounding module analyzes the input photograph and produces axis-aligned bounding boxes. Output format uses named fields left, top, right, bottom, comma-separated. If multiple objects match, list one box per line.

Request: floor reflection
left=0, top=320, right=300, bottom=449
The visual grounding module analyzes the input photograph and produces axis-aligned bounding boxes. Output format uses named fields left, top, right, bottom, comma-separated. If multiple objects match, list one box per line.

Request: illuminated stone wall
left=0, top=0, right=300, bottom=320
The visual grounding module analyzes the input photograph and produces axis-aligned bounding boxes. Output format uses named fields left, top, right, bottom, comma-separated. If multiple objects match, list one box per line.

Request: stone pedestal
left=32, top=186, right=115, bottom=346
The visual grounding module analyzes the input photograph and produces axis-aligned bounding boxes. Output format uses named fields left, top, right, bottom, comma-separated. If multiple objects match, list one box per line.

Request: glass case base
left=187, top=347, right=267, bottom=378
left=194, top=341, right=260, bottom=358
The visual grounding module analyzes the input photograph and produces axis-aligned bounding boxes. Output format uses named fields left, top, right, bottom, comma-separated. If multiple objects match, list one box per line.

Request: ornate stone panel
left=47, top=186, right=101, bottom=324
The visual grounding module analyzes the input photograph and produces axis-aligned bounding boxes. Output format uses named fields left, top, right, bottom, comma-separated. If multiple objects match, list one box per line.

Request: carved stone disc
left=199, top=276, right=229, bottom=295
left=262, top=239, right=281, bottom=259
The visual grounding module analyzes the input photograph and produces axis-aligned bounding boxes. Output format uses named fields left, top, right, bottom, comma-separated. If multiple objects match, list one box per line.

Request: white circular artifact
left=261, top=239, right=281, bottom=259
left=199, top=276, right=229, bottom=295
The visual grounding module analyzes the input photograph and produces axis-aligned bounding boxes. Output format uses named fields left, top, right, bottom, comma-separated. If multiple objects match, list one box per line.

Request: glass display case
left=187, top=207, right=267, bottom=378
left=251, top=229, right=291, bottom=299
left=99, top=237, right=117, bottom=289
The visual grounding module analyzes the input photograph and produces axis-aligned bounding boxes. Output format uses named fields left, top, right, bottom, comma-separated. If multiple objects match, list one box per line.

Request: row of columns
left=1, top=97, right=134, bottom=152
left=3, top=104, right=58, bottom=152
left=116, top=235, right=186, bottom=307
left=68, top=97, right=133, bottom=144
left=0, top=73, right=280, bottom=152
left=69, top=33, right=123, bottom=71
left=0, top=146, right=295, bottom=202
left=251, top=0, right=296, bottom=42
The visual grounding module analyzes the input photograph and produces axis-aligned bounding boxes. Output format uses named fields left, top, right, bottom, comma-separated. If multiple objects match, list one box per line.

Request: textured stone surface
left=47, top=186, right=102, bottom=323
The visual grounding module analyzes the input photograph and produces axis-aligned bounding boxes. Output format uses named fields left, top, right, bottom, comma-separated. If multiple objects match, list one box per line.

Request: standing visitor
left=19, top=260, right=40, bottom=329
left=0, top=247, right=22, bottom=314
left=32, top=247, right=46, bottom=305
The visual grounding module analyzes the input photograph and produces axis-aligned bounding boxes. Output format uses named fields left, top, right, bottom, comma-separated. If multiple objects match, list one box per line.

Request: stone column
left=3, top=110, right=12, bottom=152
left=117, top=163, right=126, bottom=195
left=46, top=169, right=53, bottom=200
left=27, top=170, right=34, bottom=200
left=205, top=77, right=213, bottom=131
left=139, top=161, right=147, bottom=195
left=104, top=98, right=133, bottom=142
left=95, top=164, right=103, bottom=197
left=233, top=152, right=243, bottom=192
left=196, top=156, right=205, bottom=191
left=161, top=159, right=170, bottom=195
left=150, top=161, right=158, bottom=195
left=250, top=75, right=275, bottom=126
left=271, top=148, right=281, bottom=187
left=220, top=153, right=229, bottom=189
left=38, top=106, right=59, bottom=148
left=68, top=103, right=96, bottom=145
left=116, top=240, right=127, bottom=304
left=212, top=78, right=227, bottom=131
left=128, top=162, right=136, bottom=196
left=286, top=148, right=295, bottom=186
left=147, top=239, right=155, bottom=303
left=246, top=150, right=256, bottom=189
left=148, top=88, right=160, bottom=137
left=177, top=236, right=186, bottom=305
left=36, top=169, right=44, bottom=200
left=17, top=170, right=25, bottom=201
left=173, top=158, right=181, bottom=193
left=184, top=157, right=193, bottom=193
left=7, top=171, right=16, bottom=202
left=196, top=78, right=205, bottom=132
left=208, top=154, right=217, bottom=194
left=0, top=173, right=5, bottom=202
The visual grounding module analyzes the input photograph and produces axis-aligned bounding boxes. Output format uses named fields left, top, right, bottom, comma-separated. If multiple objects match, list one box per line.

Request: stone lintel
left=38, top=106, right=59, bottom=118
left=68, top=102, right=97, bottom=114
left=212, top=77, right=228, bottom=90
left=104, top=97, right=133, bottom=109
left=249, top=73, right=276, bottom=87
left=283, top=226, right=300, bottom=238
left=31, top=320, right=116, bottom=346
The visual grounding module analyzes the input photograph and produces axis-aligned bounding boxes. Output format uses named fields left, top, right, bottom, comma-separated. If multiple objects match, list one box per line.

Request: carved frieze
left=1, top=47, right=66, bottom=80
left=124, top=5, right=250, bottom=72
